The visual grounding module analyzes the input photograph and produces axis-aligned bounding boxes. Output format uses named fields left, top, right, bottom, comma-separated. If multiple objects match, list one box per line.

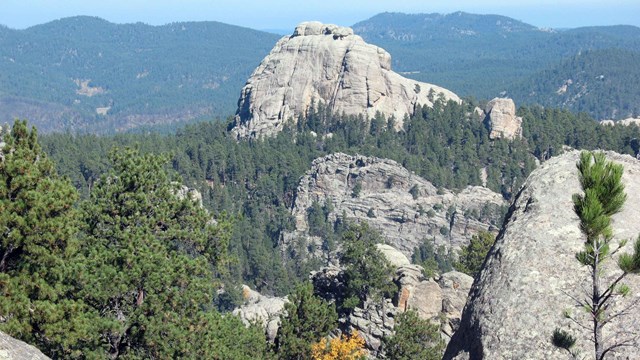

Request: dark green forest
left=2, top=97, right=640, bottom=358
left=508, top=49, right=640, bottom=120
left=0, top=16, right=279, bottom=133
left=36, top=99, right=640, bottom=298
left=354, top=12, right=640, bottom=119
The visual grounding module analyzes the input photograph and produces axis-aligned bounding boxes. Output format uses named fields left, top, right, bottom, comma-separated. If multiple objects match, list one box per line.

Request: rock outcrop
left=484, top=98, right=522, bottom=140
left=311, top=258, right=474, bottom=355
left=601, top=117, right=640, bottom=127
left=444, top=151, right=640, bottom=359
left=282, top=153, right=506, bottom=260
left=232, top=285, right=288, bottom=342
left=231, top=21, right=460, bottom=139
left=0, top=331, right=50, bottom=360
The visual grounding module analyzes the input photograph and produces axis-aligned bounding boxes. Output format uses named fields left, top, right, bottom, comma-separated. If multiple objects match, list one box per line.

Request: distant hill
left=353, top=12, right=640, bottom=119
left=0, top=16, right=280, bottom=133
left=507, top=49, right=640, bottom=120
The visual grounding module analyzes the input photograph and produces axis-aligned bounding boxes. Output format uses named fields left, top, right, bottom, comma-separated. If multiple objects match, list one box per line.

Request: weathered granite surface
left=0, top=332, right=50, bottom=360
left=231, top=21, right=460, bottom=139
left=282, top=153, right=506, bottom=261
left=444, top=151, right=640, bottom=359
left=484, top=98, right=522, bottom=140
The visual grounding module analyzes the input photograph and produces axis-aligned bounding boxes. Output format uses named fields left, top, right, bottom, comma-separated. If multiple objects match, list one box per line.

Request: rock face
left=0, top=331, right=50, bottom=360
left=282, top=153, right=506, bottom=260
left=232, top=285, right=288, bottom=342
left=231, top=21, right=460, bottom=139
left=444, top=151, right=640, bottom=359
left=311, top=259, right=474, bottom=355
left=484, top=98, right=522, bottom=140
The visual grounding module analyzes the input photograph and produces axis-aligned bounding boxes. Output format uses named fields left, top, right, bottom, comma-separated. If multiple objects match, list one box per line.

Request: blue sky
left=1, top=0, right=639, bottom=31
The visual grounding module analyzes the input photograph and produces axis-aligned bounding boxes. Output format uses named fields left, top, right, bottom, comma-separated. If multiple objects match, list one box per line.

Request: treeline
left=0, top=122, right=446, bottom=358
left=38, top=99, right=640, bottom=299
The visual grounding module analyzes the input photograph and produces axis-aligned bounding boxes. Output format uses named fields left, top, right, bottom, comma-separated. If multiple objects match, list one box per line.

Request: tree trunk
left=593, top=253, right=604, bottom=360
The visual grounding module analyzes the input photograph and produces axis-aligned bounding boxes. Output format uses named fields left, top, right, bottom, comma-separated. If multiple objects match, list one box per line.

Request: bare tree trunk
left=593, top=250, right=604, bottom=360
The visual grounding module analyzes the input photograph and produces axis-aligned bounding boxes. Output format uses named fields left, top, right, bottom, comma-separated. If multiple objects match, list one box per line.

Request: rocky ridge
left=282, top=153, right=506, bottom=261
left=233, top=245, right=473, bottom=356
left=231, top=21, right=460, bottom=139
left=444, top=151, right=640, bottom=359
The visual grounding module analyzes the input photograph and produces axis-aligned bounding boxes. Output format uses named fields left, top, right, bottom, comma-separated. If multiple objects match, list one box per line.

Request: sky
left=1, top=0, right=639, bottom=31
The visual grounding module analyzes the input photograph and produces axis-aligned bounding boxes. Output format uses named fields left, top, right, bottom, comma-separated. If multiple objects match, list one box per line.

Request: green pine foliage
left=412, top=239, right=454, bottom=278
left=39, top=100, right=640, bottom=297
left=74, top=147, right=262, bottom=358
left=454, top=231, right=496, bottom=277
left=0, top=120, right=96, bottom=357
left=274, top=282, right=338, bottom=360
left=382, top=310, right=445, bottom=360
left=553, top=151, right=640, bottom=360
left=338, top=222, right=397, bottom=314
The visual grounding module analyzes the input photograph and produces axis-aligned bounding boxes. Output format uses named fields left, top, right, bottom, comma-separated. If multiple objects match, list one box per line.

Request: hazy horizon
left=1, top=0, right=639, bottom=32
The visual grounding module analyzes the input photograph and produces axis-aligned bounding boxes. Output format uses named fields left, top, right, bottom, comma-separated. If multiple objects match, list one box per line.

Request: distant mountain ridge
left=353, top=12, right=640, bottom=119
left=2, top=13, right=640, bottom=133
left=0, top=16, right=280, bottom=133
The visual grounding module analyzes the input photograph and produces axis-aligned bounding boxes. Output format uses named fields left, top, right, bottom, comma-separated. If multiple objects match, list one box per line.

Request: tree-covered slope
left=507, top=49, right=640, bottom=120
left=353, top=12, right=640, bottom=119
left=0, top=16, right=280, bottom=133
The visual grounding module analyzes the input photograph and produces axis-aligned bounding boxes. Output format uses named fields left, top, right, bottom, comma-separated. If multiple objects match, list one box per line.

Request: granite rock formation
left=282, top=153, right=506, bottom=261
left=232, top=285, right=288, bottom=342
left=232, top=21, right=460, bottom=139
left=310, top=253, right=474, bottom=355
left=484, top=98, right=522, bottom=140
left=0, top=331, right=50, bottom=360
left=444, top=151, right=640, bottom=359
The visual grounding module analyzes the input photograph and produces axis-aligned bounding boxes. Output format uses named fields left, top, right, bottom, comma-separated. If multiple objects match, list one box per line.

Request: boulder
left=484, top=98, right=522, bottom=140
left=232, top=285, right=288, bottom=342
left=0, top=331, right=50, bottom=360
left=444, top=151, right=640, bottom=359
left=439, top=271, right=474, bottom=340
left=231, top=22, right=460, bottom=139
left=376, top=244, right=410, bottom=268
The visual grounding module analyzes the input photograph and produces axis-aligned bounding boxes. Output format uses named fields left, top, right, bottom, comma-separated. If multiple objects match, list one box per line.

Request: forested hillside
left=353, top=12, right=640, bottom=119
left=39, top=99, right=640, bottom=297
left=507, top=49, right=640, bottom=120
left=0, top=17, right=279, bottom=133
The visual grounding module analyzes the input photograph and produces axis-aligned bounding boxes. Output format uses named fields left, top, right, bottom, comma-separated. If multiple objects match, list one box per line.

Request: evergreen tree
left=553, top=151, right=640, bottom=360
left=339, top=222, right=397, bottom=314
left=76, top=147, right=254, bottom=358
left=454, top=231, right=496, bottom=277
left=275, top=282, right=338, bottom=360
left=0, top=120, right=95, bottom=357
left=382, top=310, right=444, bottom=360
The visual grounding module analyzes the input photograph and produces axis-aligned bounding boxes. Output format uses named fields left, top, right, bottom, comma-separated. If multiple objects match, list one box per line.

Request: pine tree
left=275, top=282, right=337, bottom=360
left=0, top=120, right=95, bottom=357
left=382, top=310, right=444, bottom=360
left=76, top=147, right=251, bottom=358
left=454, top=231, right=495, bottom=277
left=553, top=151, right=640, bottom=359
left=339, top=222, right=397, bottom=314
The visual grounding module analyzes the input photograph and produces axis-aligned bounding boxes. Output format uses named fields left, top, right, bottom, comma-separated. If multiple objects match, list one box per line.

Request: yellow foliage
left=311, top=331, right=367, bottom=360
